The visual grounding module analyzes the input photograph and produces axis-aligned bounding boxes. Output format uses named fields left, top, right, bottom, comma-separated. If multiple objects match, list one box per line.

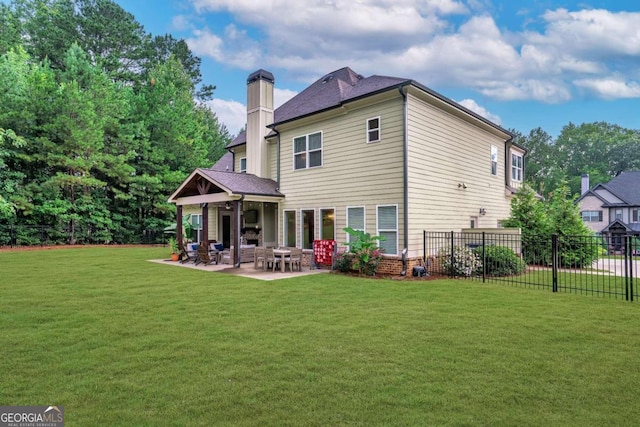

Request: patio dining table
left=272, top=248, right=291, bottom=273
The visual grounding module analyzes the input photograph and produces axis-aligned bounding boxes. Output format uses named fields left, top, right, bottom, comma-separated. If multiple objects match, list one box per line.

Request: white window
left=346, top=206, right=365, bottom=243
left=284, top=210, right=297, bottom=247
left=239, top=157, right=246, bottom=173
left=581, top=211, right=602, bottom=222
left=615, top=209, right=623, bottom=220
left=366, top=117, right=380, bottom=143
left=377, top=205, right=398, bottom=255
left=320, top=208, right=335, bottom=240
left=301, top=209, right=315, bottom=249
left=490, top=145, right=498, bottom=176
left=511, top=153, right=523, bottom=182
left=632, top=209, right=640, bottom=222
left=293, top=132, right=322, bottom=170
left=190, top=214, right=203, bottom=243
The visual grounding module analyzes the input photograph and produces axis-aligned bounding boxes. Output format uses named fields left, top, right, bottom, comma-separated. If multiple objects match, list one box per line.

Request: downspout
left=504, top=136, right=513, bottom=190
left=399, top=84, right=409, bottom=275
left=233, top=194, right=245, bottom=268
left=274, top=128, right=281, bottom=190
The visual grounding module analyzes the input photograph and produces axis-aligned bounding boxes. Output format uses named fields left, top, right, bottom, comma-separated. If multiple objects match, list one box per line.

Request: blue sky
left=112, top=0, right=640, bottom=138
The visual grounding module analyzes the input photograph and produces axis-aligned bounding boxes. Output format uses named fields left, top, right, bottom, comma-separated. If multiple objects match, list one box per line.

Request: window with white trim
left=293, top=132, right=322, bottom=170
left=632, top=209, right=640, bottom=222
left=284, top=210, right=297, bottom=247
left=239, top=157, right=246, bottom=173
left=377, top=205, right=398, bottom=255
left=581, top=210, right=603, bottom=222
left=346, top=206, right=365, bottom=243
left=366, top=117, right=380, bottom=143
left=615, top=209, right=623, bottom=220
left=490, top=145, right=498, bottom=176
left=190, top=214, right=203, bottom=243
left=511, top=153, right=523, bottom=182
left=470, top=216, right=478, bottom=229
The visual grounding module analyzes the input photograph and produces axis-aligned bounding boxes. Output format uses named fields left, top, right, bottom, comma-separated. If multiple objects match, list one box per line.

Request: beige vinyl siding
left=405, top=92, right=511, bottom=253
left=275, top=95, right=405, bottom=249
left=182, top=205, right=219, bottom=242
left=233, top=146, right=247, bottom=172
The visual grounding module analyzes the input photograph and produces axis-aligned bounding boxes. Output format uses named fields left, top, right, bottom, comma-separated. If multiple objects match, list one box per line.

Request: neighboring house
left=576, top=172, right=640, bottom=252
left=168, top=67, right=526, bottom=271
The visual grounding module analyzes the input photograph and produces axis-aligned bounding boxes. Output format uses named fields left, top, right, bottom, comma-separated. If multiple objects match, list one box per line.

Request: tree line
left=0, top=0, right=230, bottom=244
left=513, top=123, right=640, bottom=198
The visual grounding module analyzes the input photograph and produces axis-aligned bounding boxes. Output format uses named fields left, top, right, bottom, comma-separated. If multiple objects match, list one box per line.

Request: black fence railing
left=0, top=224, right=166, bottom=247
left=423, top=230, right=640, bottom=302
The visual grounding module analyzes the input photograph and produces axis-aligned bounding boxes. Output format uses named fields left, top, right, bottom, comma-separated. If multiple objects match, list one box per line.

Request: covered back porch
left=168, top=168, right=284, bottom=267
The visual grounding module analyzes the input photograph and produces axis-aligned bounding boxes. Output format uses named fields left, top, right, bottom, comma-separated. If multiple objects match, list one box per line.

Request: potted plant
left=168, top=237, right=180, bottom=261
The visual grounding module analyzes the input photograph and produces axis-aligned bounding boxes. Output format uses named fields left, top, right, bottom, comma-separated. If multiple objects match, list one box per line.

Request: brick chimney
left=581, top=173, right=590, bottom=195
left=246, top=69, right=274, bottom=178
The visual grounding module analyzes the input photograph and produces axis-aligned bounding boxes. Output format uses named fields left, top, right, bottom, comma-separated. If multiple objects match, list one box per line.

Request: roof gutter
left=398, top=82, right=410, bottom=270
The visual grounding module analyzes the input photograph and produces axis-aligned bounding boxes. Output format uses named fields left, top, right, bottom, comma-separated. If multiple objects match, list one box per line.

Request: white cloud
left=574, top=77, right=640, bottom=99
left=206, top=98, right=246, bottom=136
left=457, top=99, right=502, bottom=125
left=171, top=14, right=192, bottom=31
left=274, top=88, right=297, bottom=108
left=205, top=88, right=298, bottom=137
left=185, top=1, right=640, bottom=103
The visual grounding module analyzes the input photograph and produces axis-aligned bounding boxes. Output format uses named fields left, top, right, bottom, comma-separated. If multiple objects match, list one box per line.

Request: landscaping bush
left=334, top=252, right=353, bottom=272
left=343, top=227, right=385, bottom=276
left=475, top=245, right=526, bottom=276
left=438, top=246, right=481, bottom=277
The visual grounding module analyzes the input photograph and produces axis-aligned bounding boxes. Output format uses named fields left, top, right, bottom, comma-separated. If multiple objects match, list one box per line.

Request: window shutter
left=599, top=211, right=603, bottom=222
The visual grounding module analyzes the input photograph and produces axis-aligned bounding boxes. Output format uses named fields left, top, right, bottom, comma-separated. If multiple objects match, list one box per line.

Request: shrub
left=343, top=227, right=385, bottom=276
left=438, top=246, right=481, bottom=277
left=334, top=252, right=353, bottom=272
left=475, top=245, right=526, bottom=276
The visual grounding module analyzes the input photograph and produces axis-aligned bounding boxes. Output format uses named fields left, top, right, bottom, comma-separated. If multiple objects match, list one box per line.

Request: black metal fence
left=423, top=230, right=640, bottom=302
left=0, top=224, right=165, bottom=247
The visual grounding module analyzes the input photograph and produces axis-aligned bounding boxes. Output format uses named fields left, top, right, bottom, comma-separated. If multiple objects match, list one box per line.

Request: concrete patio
left=150, top=258, right=330, bottom=281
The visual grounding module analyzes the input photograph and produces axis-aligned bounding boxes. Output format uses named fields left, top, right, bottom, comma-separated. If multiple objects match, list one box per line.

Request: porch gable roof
left=168, top=169, right=283, bottom=204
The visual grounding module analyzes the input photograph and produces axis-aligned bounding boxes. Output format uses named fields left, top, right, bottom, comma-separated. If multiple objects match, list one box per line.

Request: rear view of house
left=169, top=67, right=526, bottom=271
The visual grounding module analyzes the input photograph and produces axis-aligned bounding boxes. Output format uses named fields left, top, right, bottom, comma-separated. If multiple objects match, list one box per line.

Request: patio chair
left=287, top=247, right=303, bottom=272
left=220, top=247, right=234, bottom=265
left=209, top=242, right=223, bottom=264
left=195, top=243, right=214, bottom=265
left=254, top=246, right=266, bottom=270
left=264, top=247, right=276, bottom=271
left=180, top=242, right=198, bottom=264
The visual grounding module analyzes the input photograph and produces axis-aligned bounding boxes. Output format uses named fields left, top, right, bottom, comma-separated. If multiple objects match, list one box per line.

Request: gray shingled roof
left=273, top=67, right=408, bottom=126
left=210, top=152, right=234, bottom=171
left=197, top=169, right=283, bottom=197
left=226, top=66, right=512, bottom=149
left=600, top=171, right=640, bottom=206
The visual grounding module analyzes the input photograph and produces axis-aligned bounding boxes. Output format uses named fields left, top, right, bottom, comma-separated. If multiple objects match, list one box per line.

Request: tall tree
left=146, top=34, right=216, bottom=101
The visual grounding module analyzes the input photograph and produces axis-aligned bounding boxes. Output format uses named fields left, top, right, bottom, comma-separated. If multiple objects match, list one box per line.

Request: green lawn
left=2, top=247, right=640, bottom=426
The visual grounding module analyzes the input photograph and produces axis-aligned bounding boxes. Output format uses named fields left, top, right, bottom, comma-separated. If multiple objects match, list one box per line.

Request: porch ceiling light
left=225, top=201, right=231, bottom=210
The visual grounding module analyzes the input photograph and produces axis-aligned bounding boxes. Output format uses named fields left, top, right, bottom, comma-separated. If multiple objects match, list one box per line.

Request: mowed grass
left=1, top=247, right=640, bottom=426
